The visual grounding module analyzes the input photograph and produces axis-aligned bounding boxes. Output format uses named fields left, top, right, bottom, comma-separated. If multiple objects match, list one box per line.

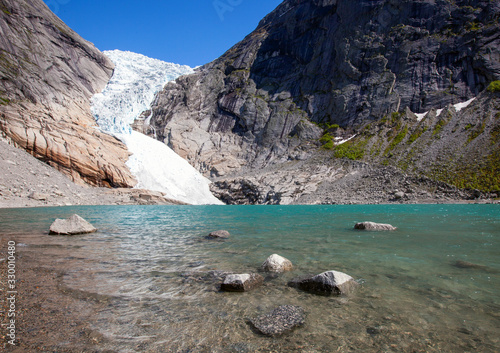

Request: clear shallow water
left=1, top=205, right=499, bottom=352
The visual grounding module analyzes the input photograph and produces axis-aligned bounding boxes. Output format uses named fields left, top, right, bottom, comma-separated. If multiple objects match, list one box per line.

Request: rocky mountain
left=0, top=0, right=135, bottom=188
left=145, top=0, right=500, bottom=204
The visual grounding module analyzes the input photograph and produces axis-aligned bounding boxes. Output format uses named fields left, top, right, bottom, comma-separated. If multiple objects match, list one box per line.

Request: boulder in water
left=261, top=254, right=293, bottom=273
left=354, top=222, right=397, bottom=231
left=221, top=273, right=263, bottom=292
left=49, top=214, right=97, bottom=235
left=288, top=270, right=358, bottom=296
left=207, top=230, right=230, bottom=239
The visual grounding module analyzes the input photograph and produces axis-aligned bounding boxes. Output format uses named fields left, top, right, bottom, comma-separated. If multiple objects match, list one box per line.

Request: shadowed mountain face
left=0, top=0, right=136, bottom=187
left=147, top=0, right=499, bottom=180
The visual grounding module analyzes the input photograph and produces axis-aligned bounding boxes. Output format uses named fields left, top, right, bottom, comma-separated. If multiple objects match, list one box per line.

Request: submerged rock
left=261, top=254, right=293, bottom=273
left=354, top=222, right=397, bottom=231
left=250, top=305, right=306, bottom=336
left=49, top=214, right=97, bottom=235
left=221, top=273, right=264, bottom=292
left=288, top=270, right=358, bottom=296
left=452, top=260, right=489, bottom=271
left=207, top=230, right=230, bottom=239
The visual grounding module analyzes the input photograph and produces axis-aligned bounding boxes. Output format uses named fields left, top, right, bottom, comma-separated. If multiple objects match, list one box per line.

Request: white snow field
left=91, top=50, right=223, bottom=205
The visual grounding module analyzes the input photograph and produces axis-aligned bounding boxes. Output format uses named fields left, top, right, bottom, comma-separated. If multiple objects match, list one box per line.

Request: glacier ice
left=91, top=50, right=194, bottom=134
left=91, top=50, right=223, bottom=205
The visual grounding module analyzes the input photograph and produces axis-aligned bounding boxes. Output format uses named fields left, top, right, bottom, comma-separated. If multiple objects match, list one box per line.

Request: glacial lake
left=1, top=204, right=499, bottom=352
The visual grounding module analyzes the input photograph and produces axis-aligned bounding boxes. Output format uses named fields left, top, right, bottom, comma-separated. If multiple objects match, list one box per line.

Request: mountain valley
left=1, top=0, right=499, bottom=206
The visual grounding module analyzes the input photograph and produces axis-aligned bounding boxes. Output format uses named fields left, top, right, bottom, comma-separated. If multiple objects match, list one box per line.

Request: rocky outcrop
left=49, top=214, right=97, bottom=235
left=289, top=270, right=359, bottom=296
left=221, top=273, right=264, bottom=292
left=354, top=222, right=397, bottom=231
left=261, top=254, right=293, bottom=273
left=0, top=0, right=136, bottom=188
left=147, top=0, right=500, bottom=181
left=249, top=305, right=306, bottom=336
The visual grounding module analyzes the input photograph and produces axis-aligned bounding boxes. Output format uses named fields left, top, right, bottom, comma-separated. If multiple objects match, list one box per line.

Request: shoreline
left=1, top=197, right=498, bottom=209
left=0, top=234, right=110, bottom=352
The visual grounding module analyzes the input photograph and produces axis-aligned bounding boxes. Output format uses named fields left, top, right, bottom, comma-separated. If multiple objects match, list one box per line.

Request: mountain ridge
left=144, top=0, right=500, bottom=203
left=0, top=0, right=498, bottom=206
left=0, top=0, right=136, bottom=188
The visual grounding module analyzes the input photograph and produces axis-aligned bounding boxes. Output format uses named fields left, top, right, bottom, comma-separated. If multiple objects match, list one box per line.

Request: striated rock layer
left=0, top=0, right=136, bottom=188
left=146, top=0, right=499, bottom=203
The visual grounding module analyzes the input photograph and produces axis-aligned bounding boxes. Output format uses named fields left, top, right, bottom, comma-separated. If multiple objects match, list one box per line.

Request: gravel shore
left=0, top=233, right=108, bottom=352
left=0, top=139, right=185, bottom=208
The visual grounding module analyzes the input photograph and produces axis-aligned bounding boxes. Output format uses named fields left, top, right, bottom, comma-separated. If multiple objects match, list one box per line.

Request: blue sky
left=43, top=0, right=282, bottom=67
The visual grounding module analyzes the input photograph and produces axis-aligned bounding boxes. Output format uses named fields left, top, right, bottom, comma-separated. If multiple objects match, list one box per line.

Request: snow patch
left=454, top=97, right=476, bottom=112
left=416, top=112, right=428, bottom=121
left=335, top=135, right=357, bottom=145
left=91, top=50, right=223, bottom=205
left=414, top=97, right=476, bottom=121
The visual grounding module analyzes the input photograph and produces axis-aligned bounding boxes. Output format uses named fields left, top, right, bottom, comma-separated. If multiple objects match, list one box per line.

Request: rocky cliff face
left=0, top=0, right=136, bottom=187
left=147, top=0, right=499, bottom=203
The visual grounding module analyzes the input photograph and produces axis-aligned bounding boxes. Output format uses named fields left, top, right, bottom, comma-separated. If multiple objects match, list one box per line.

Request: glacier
left=91, top=50, right=223, bottom=205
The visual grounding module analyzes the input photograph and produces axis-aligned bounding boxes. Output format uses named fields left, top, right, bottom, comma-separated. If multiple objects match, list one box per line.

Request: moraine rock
left=288, top=270, right=359, bottom=296
left=49, top=214, right=97, bottom=235
left=354, top=222, right=397, bottom=231
left=207, top=230, right=230, bottom=239
left=394, top=191, right=405, bottom=200
left=28, top=191, right=48, bottom=201
left=221, top=273, right=264, bottom=292
left=261, top=254, right=293, bottom=273
left=249, top=305, right=306, bottom=336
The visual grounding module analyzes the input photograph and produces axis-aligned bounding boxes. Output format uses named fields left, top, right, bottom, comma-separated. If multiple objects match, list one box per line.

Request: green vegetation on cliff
left=487, top=81, right=500, bottom=93
left=319, top=133, right=334, bottom=150
left=334, top=139, right=367, bottom=160
left=431, top=150, right=500, bottom=192
left=384, top=125, right=408, bottom=155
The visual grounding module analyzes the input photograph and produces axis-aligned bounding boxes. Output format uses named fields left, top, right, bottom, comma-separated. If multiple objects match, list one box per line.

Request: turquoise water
left=1, top=205, right=499, bottom=352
